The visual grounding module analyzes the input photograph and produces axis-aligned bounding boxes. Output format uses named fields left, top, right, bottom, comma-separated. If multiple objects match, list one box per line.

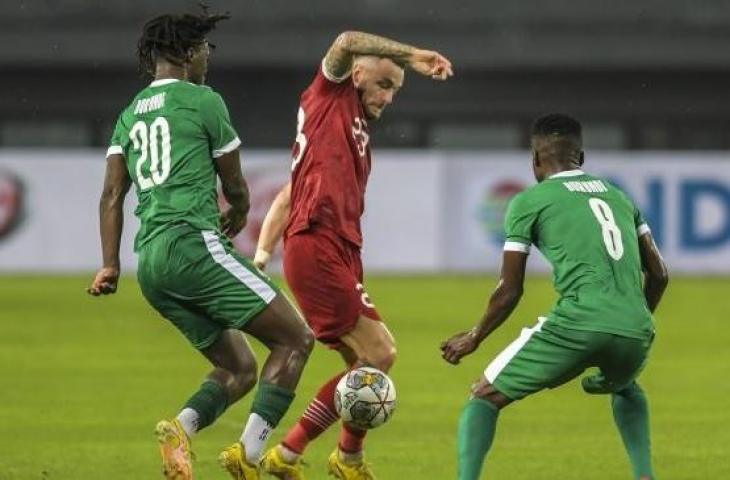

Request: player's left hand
left=441, top=329, right=479, bottom=364
left=87, top=266, right=120, bottom=296
left=409, top=49, right=453, bottom=80
left=221, top=207, right=248, bottom=237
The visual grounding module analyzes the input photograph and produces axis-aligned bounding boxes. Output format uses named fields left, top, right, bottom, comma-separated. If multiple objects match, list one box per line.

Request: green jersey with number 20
left=504, top=169, right=654, bottom=341
left=107, top=78, right=240, bottom=251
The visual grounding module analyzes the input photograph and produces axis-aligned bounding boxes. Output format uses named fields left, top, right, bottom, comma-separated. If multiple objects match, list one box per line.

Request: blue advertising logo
left=614, top=177, right=730, bottom=251
left=680, top=181, right=730, bottom=250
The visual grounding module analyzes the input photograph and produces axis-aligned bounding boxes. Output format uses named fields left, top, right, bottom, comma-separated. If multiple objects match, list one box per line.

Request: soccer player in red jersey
left=253, top=31, right=453, bottom=479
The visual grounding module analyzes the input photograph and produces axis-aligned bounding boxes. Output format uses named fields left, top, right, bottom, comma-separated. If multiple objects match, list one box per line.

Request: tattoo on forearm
left=348, top=32, right=415, bottom=59
left=325, top=31, right=415, bottom=79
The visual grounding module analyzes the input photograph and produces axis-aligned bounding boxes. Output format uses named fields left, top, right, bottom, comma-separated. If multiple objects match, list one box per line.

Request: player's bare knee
left=366, top=344, right=397, bottom=372
left=471, top=378, right=511, bottom=410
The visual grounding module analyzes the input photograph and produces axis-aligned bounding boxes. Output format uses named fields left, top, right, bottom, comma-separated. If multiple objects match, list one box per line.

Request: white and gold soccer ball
left=334, top=367, right=397, bottom=429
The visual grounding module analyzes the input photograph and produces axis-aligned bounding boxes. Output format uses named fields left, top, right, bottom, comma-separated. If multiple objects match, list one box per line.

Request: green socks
left=458, top=398, right=500, bottom=480
left=251, top=381, right=296, bottom=427
left=182, top=381, right=295, bottom=433
left=183, top=380, right=228, bottom=431
left=612, top=382, right=654, bottom=479
left=455, top=384, right=653, bottom=480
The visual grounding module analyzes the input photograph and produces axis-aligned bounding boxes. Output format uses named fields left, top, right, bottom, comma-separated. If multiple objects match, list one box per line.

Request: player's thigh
left=242, top=293, right=313, bottom=351
left=137, top=272, right=223, bottom=351
left=283, top=230, right=382, bottom=348
left=142, top=228, right=284, bottom=344
left=484, top=318, right=597, bottom=401
left=181, top=230, right=282, bottom=330
left=593, top=334, right=653, bottom=393
left=340, top=315, right=396, bottom=369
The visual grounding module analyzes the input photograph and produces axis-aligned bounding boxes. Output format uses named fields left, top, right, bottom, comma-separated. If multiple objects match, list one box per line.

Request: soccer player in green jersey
left=441, top=114, right=669, bottom=480
left=88, top=9, right=314, bottom=480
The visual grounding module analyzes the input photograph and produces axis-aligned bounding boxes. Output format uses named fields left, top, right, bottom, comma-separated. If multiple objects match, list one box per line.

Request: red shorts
left=283, top=226, right=381, bottom=348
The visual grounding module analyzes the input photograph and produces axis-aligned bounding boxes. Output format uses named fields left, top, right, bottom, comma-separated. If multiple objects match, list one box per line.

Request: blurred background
left=1, top=2, right=730, bottom=479
left=4, top=0, right=730, bottom=150
left=2, top=0, right=729, bottom=274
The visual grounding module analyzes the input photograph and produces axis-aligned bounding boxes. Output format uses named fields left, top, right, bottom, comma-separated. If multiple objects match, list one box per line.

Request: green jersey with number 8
left=503, top=169, right=654, bottom=340
left=107, top=78, right=240, bottom=251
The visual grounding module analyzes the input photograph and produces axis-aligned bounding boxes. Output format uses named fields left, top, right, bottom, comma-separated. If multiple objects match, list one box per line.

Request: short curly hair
left=531, top=113, right=582, bottom=140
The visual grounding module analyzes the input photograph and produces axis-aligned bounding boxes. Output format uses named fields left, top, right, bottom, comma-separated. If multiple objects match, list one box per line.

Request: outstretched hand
left=87, top=266, right=120, bottom=296
left=441, top=329, right=479, bottom=365
left=409, top=49, right=454, bottom=80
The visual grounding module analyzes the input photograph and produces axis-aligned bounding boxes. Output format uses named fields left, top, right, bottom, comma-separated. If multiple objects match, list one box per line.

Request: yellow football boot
left=219, top=442, right=260, bottom=479
left=327, top=449, right=376, bottom=480
left=261, top=445, right=307, bottom=479
left=155, top=419, right=193, bottom=480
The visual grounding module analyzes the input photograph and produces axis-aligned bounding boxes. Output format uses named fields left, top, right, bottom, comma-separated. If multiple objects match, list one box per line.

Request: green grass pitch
left=1, top=275, right=728, bottom=479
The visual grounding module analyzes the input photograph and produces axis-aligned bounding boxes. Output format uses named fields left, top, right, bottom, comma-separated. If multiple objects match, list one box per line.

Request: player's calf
left=237, top=296, right=314, bottom=465
left=456, top=378, right=512, bottom=480
left=246, top=295, right=315, bottom=387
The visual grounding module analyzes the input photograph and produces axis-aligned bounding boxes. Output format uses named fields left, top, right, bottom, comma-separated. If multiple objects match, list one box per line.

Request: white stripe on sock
left=310, top=401, right=339, bottom=422
left=303, top=409, right=334, bottom=429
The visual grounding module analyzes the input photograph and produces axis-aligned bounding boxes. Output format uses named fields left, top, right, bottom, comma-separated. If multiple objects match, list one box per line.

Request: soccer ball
left=334, top=367, right=396, bottom=430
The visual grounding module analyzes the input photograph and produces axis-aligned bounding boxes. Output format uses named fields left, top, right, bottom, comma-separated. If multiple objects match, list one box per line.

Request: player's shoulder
left=597, top=175, right=636, bottom=207
left=518, top=179, right=555, bottom=201
left=170, top=81, right=220, bottom=103
left=159, top=82, right=228, bottom=116
left=506, top=185, right=541, bottom=213
left=194, top=84, right=229, bottom=109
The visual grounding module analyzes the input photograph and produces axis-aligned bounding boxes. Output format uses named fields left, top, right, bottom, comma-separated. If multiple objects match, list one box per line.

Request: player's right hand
left=409, top=49, right=453, bottom=80
left=87, top=266, right=120, bottom=296
left=440, top=329, right=479, bottom=364
left=221, top=207, right=248, bottom=237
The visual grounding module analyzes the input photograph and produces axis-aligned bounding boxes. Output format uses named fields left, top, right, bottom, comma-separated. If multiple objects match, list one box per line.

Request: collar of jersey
left=149, top=78, right=180, bottom=87
left=549, top=169, right=585, bottom=179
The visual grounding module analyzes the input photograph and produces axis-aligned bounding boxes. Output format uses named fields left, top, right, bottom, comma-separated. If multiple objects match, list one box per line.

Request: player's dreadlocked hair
left=137, top=4, right=230, bottom=76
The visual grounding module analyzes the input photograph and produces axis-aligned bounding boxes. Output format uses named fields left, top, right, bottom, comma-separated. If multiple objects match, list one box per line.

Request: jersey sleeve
left=614, top=183, right=652, bottom=237
left=106, top=115, right=126, bottom=158
left=634, top=204, right=651, bottom=237
left=503, top=192, right=537, bottom=254
left=200, top=89, right=241, bottom=158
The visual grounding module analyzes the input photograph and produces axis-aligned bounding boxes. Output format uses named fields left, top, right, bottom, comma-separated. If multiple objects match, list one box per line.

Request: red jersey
left=285, top=62, right=372, bottom=247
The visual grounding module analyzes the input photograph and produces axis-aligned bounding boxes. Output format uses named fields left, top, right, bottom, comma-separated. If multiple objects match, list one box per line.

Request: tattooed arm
left=323, top=31, right=453, bottom=81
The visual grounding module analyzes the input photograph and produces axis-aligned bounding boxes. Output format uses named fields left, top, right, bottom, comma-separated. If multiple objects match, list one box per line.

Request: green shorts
left=137, top=225, right=279, bottom=350
left=485, top=317, right=653, bottom=400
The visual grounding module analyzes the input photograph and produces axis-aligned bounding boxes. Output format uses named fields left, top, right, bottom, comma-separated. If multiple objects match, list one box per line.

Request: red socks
left=339, top=422, right=367, bottom=453
left=282, top=371, right=346, bottom=453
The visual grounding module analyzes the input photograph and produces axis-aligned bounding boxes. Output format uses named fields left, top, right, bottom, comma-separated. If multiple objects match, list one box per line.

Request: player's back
left=505, top=170, right=653, bottom=340
left=108, top=79, right=240, bottom=251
